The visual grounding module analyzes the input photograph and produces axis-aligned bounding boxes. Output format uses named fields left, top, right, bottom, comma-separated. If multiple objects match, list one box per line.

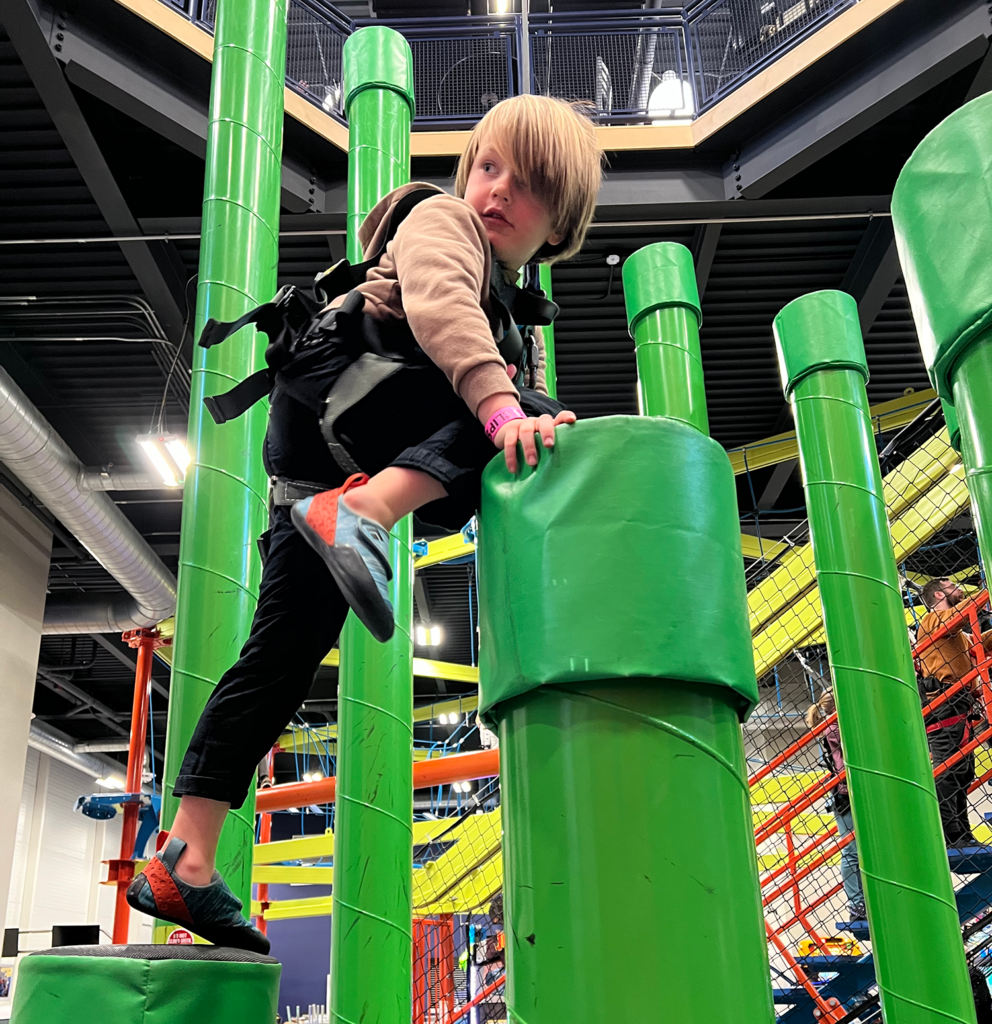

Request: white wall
left=0, top=487, right=51, bottom=937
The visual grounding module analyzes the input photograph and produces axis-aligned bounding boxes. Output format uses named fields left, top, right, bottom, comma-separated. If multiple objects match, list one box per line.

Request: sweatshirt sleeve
left=388, top=194, right=520, bottom=416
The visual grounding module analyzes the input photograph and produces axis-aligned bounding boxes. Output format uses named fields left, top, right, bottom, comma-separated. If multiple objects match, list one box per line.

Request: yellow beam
left=740, top=533, right=790, bottom=562
left=253, top=819, right=462, bottom=865
left=727, top=390, right=936, bottom=476
left=253, top=865, right=333, bottom=885
left=414, top=533, right=475, bottom=569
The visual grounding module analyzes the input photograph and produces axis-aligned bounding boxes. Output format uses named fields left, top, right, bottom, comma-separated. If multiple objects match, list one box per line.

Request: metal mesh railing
left=528, top=13, right=689, bottom=124
left=738, top=402, right=992, bottom=1020
left=162, top=0, right=864, bottom=127
left=686, top=0, right=857, bottom=110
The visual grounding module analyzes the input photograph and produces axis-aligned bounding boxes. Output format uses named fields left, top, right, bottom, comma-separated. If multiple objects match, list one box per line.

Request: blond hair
left=805, top=690, right=836, bottom=731
left=455, top=95, right=602, bottom=264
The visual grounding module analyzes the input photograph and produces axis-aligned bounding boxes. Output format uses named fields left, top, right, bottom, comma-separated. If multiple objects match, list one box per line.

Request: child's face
left=463, top=142, right=563, bottom=272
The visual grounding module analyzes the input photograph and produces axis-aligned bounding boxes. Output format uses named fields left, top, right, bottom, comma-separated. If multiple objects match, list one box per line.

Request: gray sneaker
left=291, top=472, right=395, bottom=642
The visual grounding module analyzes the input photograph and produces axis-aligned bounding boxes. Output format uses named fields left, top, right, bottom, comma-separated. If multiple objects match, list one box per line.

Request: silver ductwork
left=28, top=719, right=133, bottom=782
left=0, top=366, right=177, bottom=633
left=79, top=467, right=160, bottom=491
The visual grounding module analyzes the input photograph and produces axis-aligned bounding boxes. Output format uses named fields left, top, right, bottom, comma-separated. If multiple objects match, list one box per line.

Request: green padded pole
left=623, top=242, right=707, bottom=431
left=329, top=26, right=415, bottom=1024
left=773, top=290, right=975, bottom=1024
left=892, top=91, right=992, bottom=577
left=537, top=263, right=557, bottom=400
left=160, top=0, right=288, bottom=927
left=480, top=243, right=773, bottom=1024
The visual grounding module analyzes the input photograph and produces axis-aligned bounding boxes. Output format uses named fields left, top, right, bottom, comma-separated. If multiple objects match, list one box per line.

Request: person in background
left=806, top=690, right=865, bottom=923
left=916, top=578, right=992, bottom=848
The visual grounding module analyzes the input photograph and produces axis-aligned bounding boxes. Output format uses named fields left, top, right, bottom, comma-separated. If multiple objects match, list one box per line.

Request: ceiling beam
left=963, top=38, right=992, bottom=101
left=841, top=218, right=902, bottom=334
left=56, top=1, right=322, bottom=214
left=756, top=458, right=798, bottom=511
left=692, top=223, right=721, bottom=299
left=727, top=3, right=992, bottom=199
left=0, top=0, right=188, bottom=345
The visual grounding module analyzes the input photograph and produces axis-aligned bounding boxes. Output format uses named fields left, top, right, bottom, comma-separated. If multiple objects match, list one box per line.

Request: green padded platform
left=10, top=945, right=281, bottom=1024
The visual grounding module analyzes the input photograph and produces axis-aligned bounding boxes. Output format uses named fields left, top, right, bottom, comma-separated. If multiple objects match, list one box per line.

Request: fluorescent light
left=439, top=713, right=449, bottom=725
left=138, top=439, right=178, bottom=487
left=312, top=771, right=322, bottom=781
left=303, top=773, right=313, bottom=783
left=96, top=776, right=125, bottom=790
left=136, top=433, right=191, bottom=487
left=430, top=625, right=442, bottom=646
left=164, top=438, right=191, bottom=477
left=416, top=625, right=427, bottom=646
left=648, top=71, right=695, bottom=124
left=496, top=0, right=509, bottom=11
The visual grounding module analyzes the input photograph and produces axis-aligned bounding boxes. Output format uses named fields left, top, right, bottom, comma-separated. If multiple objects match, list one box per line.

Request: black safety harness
left=196, top=187, right=559, bottom=478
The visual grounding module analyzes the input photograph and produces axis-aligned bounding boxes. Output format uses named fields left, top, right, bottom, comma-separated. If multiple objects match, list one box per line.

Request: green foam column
left=892, top=91, right=992, bottom=576
left=161, top=0, right=288, bottom=923
left=537, top=263, right=557, bottom=400
left=478, top=242, right=773, bottom=1024
left=329, top=26, right=415, bottom=1024
left=773, top=290, right=975, bottom=1024
left=623, top=242, right=707, bottom=431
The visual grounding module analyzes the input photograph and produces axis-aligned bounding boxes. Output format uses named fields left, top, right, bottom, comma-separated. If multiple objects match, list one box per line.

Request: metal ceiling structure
left=1, top=0, right=990, bottom=763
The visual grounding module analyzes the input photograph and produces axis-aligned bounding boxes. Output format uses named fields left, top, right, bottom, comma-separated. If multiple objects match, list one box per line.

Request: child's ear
left=547, top=230, right=564, bottom=246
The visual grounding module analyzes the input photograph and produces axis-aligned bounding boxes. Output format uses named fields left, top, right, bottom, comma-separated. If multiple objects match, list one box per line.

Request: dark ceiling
left=0, top=0, right=988, bottom=777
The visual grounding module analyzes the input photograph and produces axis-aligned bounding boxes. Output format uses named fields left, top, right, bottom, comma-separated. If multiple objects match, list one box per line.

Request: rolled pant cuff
left=173, top=773, right=249, bottom=810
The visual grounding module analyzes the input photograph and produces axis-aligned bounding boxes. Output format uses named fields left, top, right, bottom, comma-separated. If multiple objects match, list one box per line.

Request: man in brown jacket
left=128, top=95, right=603, bottom=950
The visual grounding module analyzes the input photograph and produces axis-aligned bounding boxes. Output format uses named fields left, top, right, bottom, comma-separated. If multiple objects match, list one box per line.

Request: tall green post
left=892, top=91, right=992, bottom=573
left=477, top=242, right=773, bottom=1023
left=161, top=0, right=288, bottom=927
left=329, top=27, right=415, bottom=1024
left=773, top=290, right=975, bottom=1024
left=537, top=263, right=557, bottom=400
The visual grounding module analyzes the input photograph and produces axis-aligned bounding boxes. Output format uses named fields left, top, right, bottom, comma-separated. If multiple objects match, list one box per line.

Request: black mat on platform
left=27, top=944, right=279, bottom=963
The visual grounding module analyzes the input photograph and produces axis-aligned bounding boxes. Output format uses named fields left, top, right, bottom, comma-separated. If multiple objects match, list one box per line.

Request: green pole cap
left=772, top=289, right=869, bottom=397
left=941, top=397, right=961, bottom=452
left=622, top=242, right=702, bottom=335
left=343, top=26, right=415, bottom=118
left=891, top=92, right=992, bottom=404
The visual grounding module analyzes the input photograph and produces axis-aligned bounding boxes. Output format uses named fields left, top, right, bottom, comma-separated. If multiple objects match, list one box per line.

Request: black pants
left=929, top=720, right=976, bottom=846
left=175, top=350, right=563, bottom=807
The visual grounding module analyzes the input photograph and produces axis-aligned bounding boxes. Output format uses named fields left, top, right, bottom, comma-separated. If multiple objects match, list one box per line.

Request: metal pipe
left=330, top=27, right=416, bottom=1024
left=112, top=628, right=157, bottom=945
left=159, top=0, right=289, bottom=929
left=772, top=289, right=975, bottom=1024
left=479, top=243, right=772, bottom=1023
left=0, top=366, right=177, bottom=633
left=27, top=719, right=139, bottom=783
left=255, top=748, right=499, bottom=813
left=78, top=468, right=160, bottom=491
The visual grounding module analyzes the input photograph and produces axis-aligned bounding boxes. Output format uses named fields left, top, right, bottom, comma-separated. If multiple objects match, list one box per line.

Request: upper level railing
left=159, top=0, right=861, bottom=130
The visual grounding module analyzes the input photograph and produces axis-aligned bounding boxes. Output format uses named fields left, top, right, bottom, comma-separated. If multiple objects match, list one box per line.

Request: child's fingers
left=538, top=414, right=557, bottom=448
left=502, top=423, right=520, bottom=472
left=553, top=410, right=577, bottom=425
left=519, top=420, right=540, bottom=467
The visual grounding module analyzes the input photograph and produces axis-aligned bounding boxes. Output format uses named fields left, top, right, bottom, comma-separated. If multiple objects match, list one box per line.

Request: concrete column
left=0, top=488, right=52, bottom=936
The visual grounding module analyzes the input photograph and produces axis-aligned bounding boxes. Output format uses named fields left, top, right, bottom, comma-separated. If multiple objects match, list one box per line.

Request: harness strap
left=926, top=714, right=969, bottom=734
left=203, top=370, right=271, bottom=425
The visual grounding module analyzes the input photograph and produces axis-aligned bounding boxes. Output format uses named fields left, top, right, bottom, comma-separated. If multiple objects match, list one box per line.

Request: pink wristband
left=484, top=405, right=527, bottom=442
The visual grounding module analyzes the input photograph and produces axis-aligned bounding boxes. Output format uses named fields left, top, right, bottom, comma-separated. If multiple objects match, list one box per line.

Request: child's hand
left=494, top=410, right=577, bottom=473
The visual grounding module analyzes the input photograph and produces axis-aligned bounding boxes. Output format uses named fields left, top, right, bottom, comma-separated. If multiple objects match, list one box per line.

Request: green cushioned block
left=772, top=290, right=868, bottom=396
left=10, top=946, right=281, bottom=1024
left=622, top=242, right=702, bottom=331
left=891, top=92, right=992, bottom=402
left=477, top=416, right=758, bottom=722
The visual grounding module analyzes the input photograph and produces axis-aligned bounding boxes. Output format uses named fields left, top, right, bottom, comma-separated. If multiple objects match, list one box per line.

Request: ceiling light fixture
left=416, top=625, right=443, bottom=647
left=96, top=775, right=126, bottom=790
left=137, top=433, right=191, bottom=487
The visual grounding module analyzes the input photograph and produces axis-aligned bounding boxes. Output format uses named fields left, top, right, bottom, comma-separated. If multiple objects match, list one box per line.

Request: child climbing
left=126, top=95, right=603, bottom=952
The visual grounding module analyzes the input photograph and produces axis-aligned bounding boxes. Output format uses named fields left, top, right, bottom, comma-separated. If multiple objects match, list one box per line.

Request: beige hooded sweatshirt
left=337, top=182, right=547, bottom=417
